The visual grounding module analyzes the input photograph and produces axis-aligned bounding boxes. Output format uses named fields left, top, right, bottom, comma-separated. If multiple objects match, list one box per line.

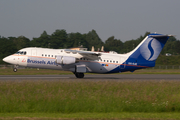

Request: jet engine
left=56, top=56, right=76, bottom=64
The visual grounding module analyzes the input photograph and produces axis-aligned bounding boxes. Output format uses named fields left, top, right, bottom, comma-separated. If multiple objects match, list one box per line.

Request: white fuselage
left=4, top=47, right=129, bottom=73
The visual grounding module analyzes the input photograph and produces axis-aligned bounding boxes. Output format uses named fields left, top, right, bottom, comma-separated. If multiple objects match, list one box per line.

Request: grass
left=1, top=68, right=180, bottom=119
left=1, top=112, right=180, bottom=119
left=0, top=80, right=180, bottom=113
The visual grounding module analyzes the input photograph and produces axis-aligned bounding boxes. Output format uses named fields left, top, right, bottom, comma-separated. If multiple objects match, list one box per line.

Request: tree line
left=1, top=29, right=180, bottom=64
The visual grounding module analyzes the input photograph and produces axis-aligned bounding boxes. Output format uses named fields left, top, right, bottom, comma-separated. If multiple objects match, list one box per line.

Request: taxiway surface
left=0, top=74, right=180, bottom=80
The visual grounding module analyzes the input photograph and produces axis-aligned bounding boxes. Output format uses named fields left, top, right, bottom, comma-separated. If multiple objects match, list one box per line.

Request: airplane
left=3, top=33, right=171, bottom=78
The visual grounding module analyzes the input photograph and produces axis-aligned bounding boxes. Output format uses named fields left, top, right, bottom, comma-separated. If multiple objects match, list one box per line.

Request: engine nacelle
left=56, top=56, right=76, bottom=64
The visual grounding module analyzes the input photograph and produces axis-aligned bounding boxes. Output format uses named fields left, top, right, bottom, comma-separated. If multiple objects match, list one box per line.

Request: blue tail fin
left=126, top=33, right=170, bottom=67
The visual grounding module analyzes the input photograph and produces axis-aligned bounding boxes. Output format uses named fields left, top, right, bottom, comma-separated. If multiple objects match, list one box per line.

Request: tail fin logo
left=140, top=38, right=162, bottom=61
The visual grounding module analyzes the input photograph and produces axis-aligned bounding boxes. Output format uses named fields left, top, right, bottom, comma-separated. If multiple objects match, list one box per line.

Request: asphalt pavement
left=0, top=74, right=180, bottom=81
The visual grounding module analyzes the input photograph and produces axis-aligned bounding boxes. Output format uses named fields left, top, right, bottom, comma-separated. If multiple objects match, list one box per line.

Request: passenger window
left=52, top=55, right=53, bottom=57
left=107, top=60, right=109, bottom=62
left=24, top=51, right=26, bottom=55
left=104, top=60, right=105, bottom=62
left=45, top=55, right=47, bottom=57
left=42, top=54, right=44, bottom=56
left=116, top=61, right=118, bottom=63
left=48, top=55, right=50, bottom=57
left=113, top=61, right=115, bottom=63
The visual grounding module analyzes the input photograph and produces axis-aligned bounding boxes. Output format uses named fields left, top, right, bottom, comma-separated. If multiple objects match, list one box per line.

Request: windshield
left=15, top=51, right=20, bottom=54
left=15, top=51, right=27, bottom=55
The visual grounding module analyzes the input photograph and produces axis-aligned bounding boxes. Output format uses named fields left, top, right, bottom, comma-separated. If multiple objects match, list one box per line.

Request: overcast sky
left=0, top=0, right=180, bottom=42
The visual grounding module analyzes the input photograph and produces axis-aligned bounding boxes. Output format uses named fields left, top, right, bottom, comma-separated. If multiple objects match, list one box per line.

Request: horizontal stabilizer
left=149, top=34, right=174, bottom=38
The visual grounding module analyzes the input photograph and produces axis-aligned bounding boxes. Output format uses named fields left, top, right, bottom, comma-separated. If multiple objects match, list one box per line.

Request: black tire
left=75, top=73, right=84, bottom=78
left=13, top=68, right=17, bottom=72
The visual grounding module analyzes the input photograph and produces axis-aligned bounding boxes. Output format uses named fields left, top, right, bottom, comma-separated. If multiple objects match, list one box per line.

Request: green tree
left=68, top=32, right=87, bottom=48
left=104, top=36, right=123, bottom=53
left=0, top=37, right=17, bottom=64
left=161, top=36, right=180, bottom=55
left=122, top=32, right=150, bottom=53
left=12, top=36, right=30, bottom=50
left=85, top=30, right=104, bottom=51
left=30, top=31, right=50, bottom=48
left=50, top=29, right=67, bottom=49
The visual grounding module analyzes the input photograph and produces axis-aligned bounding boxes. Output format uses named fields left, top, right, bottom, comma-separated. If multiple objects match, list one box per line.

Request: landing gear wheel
left=13, top=68, right=17, bottom=72
left=75, top=73, right=84, bottom=78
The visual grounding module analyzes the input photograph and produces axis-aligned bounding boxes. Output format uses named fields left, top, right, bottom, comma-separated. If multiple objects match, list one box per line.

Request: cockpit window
left=15, top=51, right=27, bottom=55
left=15, top=51, right=20, bottom=54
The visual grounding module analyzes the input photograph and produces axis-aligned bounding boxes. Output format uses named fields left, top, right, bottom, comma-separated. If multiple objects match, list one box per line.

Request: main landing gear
left=74, top=72, right=84, bottom=78
left=13, top=65, right=18, bottom=72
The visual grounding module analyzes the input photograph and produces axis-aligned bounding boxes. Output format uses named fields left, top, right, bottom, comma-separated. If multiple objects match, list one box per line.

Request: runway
left=0, top=74, right=180, bottom=80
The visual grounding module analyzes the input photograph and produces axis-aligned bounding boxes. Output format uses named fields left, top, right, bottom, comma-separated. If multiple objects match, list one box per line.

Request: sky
left=0, top=0, right=180, bottom=42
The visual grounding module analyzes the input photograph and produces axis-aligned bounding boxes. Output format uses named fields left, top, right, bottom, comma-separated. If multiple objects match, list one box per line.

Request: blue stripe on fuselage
left=107, top=64, right=149, bottom=73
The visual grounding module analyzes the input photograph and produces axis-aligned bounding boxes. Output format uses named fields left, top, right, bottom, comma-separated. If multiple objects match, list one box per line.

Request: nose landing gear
left=13, top=68, right=17, bottom=72
left=13, top=65, right=18, bottom=72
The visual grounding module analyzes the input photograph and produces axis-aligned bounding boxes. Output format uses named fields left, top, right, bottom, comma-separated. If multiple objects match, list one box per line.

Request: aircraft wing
left=64, top=49, right=101, bottom=60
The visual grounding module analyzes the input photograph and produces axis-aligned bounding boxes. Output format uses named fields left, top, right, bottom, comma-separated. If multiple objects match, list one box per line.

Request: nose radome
left=3, top=56, right=12, bottom=63
left=3, top=57, right=8, bottom=62
left=3, top=55, right=17, bottom=65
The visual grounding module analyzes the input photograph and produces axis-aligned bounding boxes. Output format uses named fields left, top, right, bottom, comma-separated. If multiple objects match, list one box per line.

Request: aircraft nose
left=3, top=57, right=8, bottom=62
left=3, top=56, right=12, bottom=63
left=3, top=55, right=18, bottom=65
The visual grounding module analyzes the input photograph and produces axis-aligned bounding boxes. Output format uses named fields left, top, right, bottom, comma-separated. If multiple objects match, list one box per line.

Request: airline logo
left=140, top=38, right=162, bottom=61
left=22, top=58, right=26, bottom=62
